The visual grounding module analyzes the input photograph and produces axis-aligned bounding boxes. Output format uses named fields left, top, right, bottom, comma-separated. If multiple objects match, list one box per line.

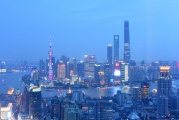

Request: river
left=1, top=72, right=179, bottom=98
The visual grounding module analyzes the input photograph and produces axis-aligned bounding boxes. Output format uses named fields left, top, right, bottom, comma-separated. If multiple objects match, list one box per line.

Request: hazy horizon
left=1, top=0, right=179, bottom=62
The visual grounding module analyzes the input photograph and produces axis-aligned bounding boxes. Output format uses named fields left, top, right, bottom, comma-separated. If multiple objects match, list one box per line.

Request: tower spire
left=48, top=36, right=53, bottom=80
left=50, top=36, right=52, bottom=48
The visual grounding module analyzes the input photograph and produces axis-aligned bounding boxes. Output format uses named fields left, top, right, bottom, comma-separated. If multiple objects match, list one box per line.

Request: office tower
left=148, top=61, right=159, bottom=81
left=0, top=103, right=13, bottom=120
left=170, top=61, right=179, bottom=79
left=89, top=55, right=95, bottom=79
left=124, top=20, right=130, bottom=63
left=47, top=36, right=53, bottom=80
left=29, top=86, right=42, bottom=119
left=57, top=60, right=66, bottom=79
left=72, top=90, right=84, bottom=102
left=84, top=54, right=90, bottom=78
left=80, top=104, right=89, bottom=120
left=98, top=71, right=105, bottom=85
left=94, top=63, right=102, bottom=84
left=67, top=107, right=79, bottom=120
left=84, top=55, right=95, bottom=79
left=157, top=66, right=172, bottom=119
left=96, top=100, right=115, bottom=120
left=170, top=96, right=179, bottom=110
left=60, top=55, right=69, bottom=78
left=114, top=61, right=121, bottom=84
left=70, top=75, right=78, bottom=85
left=128, top=60, right=139, bottom=83
left=20, top=87, right=29, bottom=114
left=114, top=90, right=126, bottom=107
left=157, top=96, right=169, bottom=119
left=120, top=61, right=129, bottom=83
left=31, top=67, right=39, bottom=83
left=51, top=97, right=60, bottom=119
left=132, top=87, right=141, bottom=102
left=77, top=60, right=84, bottom=77
left=138, top=61, right=147, bottom=81
left=61, top=102, right=79, bottom=120
left=73, top=58, right=78, bottom=75
left=158, top=66, right=172, bottom=98
left=170, top=95, right=179, bottom=119
left=86, top=99, right=115, bottom=120
left=52, top=56, right=57, bottom=77
left=67, top=61, right=71, bottom=78
left=87, top=100, right=97, bottom=119
left=104, top=63, right=111, bottom=83
left=114, top=35, right=119, bottom=62
left=141, top=82, right=149, bottom=104
left=39, top=59, right=46, bottom=77
left=107, top=43, right=112, bottom=69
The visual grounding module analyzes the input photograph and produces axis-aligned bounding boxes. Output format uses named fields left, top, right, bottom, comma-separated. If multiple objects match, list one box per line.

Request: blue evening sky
left=0, top=0, right=179, bottom=62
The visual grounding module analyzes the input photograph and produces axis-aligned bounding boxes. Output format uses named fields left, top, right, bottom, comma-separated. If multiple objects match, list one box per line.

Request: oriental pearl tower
left=48, top=36, right=53, bottom=80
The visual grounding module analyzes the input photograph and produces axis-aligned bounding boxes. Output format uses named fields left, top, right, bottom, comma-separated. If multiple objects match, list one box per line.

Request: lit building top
left=7, top=88, right=14, bottom=95
left=80, top=60, right=84, bottom=63
left=0, top=103, right=13, bottom=111
left=159, top=66, right=170, bottom=72
left=132, top=86, right=139, bottom=89
left=29, top=84, right=41, bottom=92
left=108, top=43, right=112, bottom=46
left=84, top=54, right=88, bottom=58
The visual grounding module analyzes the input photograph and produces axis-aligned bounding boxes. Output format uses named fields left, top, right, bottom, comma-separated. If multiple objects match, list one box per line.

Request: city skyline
left=1, top=1, right=179, bottom=62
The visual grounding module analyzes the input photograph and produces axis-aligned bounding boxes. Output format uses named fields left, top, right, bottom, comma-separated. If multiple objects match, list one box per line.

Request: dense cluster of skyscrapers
left=37, top=21, right=131, bottom=86
left=2, top=20, right=179, bottom=119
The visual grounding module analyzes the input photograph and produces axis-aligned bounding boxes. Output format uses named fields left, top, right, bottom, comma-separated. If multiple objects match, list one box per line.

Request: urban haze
left=0, top=1, right=179, bottom=120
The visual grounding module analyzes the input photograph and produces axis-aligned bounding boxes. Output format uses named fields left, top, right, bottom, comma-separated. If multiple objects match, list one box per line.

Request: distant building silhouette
left=124, top=21, right=130, bottom=63
left=107, top=43, right=112, bottom=70
left=128, top=60, right=139, bottom=83
left=77, top=60, right=84, bottom=77
left=84, top=55, right=95, bottom=79
left=20, top=87, right=29, bottom=114
left=104, top=63, right=111, bottom=83
left=39, top=59, right=46, bottom=77
left=73, top=58, right=78, bottom=75
left=94, top=63, right=102, bottom=84
left=57, top=60, right=66, bottom=79
left=114, top=35, right=119, bottom=62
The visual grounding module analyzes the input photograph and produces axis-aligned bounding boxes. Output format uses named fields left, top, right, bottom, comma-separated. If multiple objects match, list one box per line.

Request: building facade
left=114, top=35, right=119, bottom=62
left=124, top=20, right=130, bottom=63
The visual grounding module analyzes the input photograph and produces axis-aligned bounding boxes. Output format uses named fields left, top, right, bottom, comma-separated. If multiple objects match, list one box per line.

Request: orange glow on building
left=159, top=66, right=170, bottom=72
left=8, top=88, right=14, bottom=95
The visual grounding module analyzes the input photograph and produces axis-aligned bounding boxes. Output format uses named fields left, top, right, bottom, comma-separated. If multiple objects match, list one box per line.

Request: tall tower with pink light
left=48, top=36, right=53, bottom=80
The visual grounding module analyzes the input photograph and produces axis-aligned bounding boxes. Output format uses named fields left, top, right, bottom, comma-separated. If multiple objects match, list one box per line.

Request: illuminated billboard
left=114, top=69, right=120, bottom=76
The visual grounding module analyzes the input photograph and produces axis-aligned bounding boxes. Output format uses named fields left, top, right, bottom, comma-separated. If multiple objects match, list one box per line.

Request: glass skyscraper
left=114, top=35, right=119, bottom=62
left=107, top=43, right=112, bottom=67
left=157, top=66, right=171, bottom=119
left=124, top=20, right=130, bottom=63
